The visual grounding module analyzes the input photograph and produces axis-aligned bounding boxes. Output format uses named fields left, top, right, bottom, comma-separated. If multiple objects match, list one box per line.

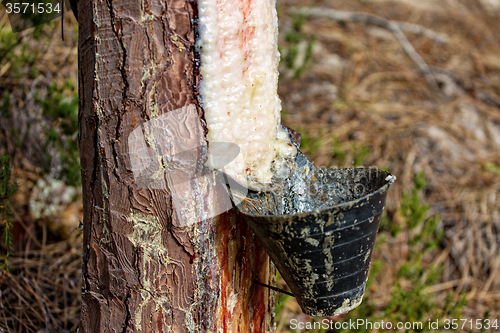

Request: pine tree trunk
left=78, top=0, right=275, bottom=331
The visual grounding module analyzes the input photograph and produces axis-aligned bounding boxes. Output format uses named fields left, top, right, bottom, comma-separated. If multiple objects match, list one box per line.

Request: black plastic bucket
left=233, top=152, right=395, bottom=316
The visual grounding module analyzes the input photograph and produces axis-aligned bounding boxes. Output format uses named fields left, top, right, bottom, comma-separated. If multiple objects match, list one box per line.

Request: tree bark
left=78, top=0, right=275, bottom=331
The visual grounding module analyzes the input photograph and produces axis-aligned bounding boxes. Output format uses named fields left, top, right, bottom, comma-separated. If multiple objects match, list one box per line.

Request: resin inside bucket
left=231, top=149, right=395, bottom=217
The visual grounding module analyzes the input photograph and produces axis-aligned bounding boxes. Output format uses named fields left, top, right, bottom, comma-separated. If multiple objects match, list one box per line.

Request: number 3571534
left=5, top=2, right=61, bottom=14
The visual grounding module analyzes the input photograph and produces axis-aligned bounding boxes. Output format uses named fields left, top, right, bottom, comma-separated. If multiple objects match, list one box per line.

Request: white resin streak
left=197, top=0, right=296, bottom=191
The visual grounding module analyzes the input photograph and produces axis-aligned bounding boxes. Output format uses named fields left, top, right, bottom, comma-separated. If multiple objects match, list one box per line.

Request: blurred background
left=0, top=0, right=499, bottom=332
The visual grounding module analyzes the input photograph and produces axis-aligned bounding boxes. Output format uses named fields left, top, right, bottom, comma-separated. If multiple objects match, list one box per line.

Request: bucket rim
left=237, top=167, right=396, bottom=221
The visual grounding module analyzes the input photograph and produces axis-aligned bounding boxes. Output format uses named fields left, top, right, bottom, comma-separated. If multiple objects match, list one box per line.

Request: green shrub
left=281, top=14, right=316, bottom=79
left=331, top=136, right=370, bottom=167
left=0, top=156, right=18, bottom=273
left=37, top=80, right=80, bottom=186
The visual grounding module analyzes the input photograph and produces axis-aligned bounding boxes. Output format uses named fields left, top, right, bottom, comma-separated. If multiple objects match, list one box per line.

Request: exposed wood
left=78, top=0, right=274, bottom=331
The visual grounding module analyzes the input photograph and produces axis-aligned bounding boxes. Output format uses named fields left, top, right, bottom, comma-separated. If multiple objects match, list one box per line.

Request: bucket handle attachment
left=255, top=281, right=294, bottom=297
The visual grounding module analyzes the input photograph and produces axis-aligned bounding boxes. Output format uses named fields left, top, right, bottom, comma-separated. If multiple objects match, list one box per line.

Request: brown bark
left=78, top=0, right=274, bottom=331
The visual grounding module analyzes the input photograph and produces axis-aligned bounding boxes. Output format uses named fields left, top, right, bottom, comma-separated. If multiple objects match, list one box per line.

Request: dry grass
left=0, top=10, right=81, bottom=333
left=1, top=0, right=499, bottom=332
left=0, top=233, right=82, bottom=333
left=276, top=0, right=500, bottom=330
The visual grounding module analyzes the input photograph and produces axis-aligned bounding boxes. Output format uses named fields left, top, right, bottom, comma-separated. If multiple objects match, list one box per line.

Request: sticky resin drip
left=197, top=0, right=297, bottom=192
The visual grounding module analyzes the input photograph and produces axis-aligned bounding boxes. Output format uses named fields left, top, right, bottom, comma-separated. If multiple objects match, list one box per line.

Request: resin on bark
left=197, top=0, right=297, bottom=191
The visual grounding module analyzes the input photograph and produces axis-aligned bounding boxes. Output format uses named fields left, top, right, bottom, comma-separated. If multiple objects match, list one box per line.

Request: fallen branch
left=293, top=7, right=448, bottom=90
left=396, top=21, right=448, bottom=44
